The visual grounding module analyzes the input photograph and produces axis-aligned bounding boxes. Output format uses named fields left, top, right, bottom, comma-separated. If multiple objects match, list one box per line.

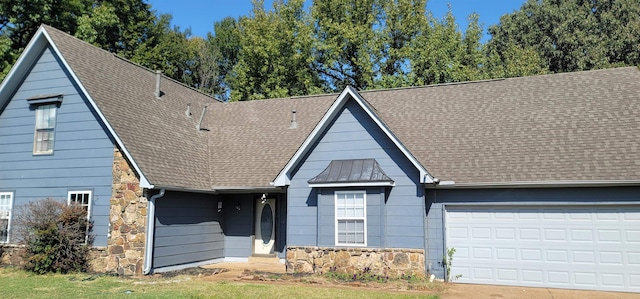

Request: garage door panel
left=602, top=273, right=625, bottom=287
left=547, top=271, right=570, bottom=284
left=627, top=230, right=640, bottom=242
left=445, top=205, right=640, bottom=292
left=630, top=274, right=640, bottom=287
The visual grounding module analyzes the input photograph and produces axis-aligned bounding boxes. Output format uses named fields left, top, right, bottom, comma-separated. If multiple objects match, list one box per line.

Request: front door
left=254, top=197, right=276, bottom=255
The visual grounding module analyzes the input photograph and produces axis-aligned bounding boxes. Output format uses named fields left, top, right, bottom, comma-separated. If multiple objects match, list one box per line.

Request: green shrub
left=14, top=198, right=93, bottom=274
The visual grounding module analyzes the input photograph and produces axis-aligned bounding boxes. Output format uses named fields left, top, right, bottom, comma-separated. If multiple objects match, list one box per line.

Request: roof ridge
left=42, top=24, right=222, bottom=103
left=110, top=55, right=223, bottom=103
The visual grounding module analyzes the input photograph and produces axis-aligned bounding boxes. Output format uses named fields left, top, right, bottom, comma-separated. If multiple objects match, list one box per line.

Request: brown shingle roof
left=44, top=25, right=219, bottom=190
left=207, top=95, right=335, bottom=188
left=206, top=67, right=640, bottom=187
left=363, top=67, right=640, bottom=184
left=43, top=25, right=640, bottom=189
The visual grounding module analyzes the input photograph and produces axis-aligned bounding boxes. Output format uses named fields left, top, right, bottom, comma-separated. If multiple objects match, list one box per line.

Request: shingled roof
left=8, top=25, right=639, bottom=190
left=42, top=25, right=219, bottom=190
left=207, top=67, right=640, bottom=187
left=363, top=68, right=640, bottom=185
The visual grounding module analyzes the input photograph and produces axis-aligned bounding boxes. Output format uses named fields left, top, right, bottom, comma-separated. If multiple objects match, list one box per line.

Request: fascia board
left=0, top=27, right=49, bottom=113
left=308, top=181, right=396, bottom=188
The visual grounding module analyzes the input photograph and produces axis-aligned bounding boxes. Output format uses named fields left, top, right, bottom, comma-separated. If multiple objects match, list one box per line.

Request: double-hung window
left=33, top=103, right=58, bottom=154
left=68, top=191, right=92, bottom=220
left=0, top=192, right=14, bottom=243
left=335, top=191, right=366, bottom=246
left=68, top=191, right=92, bottom=243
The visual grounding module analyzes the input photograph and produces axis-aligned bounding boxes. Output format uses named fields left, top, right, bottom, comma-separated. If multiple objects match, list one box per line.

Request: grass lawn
left=0, top=267, right=440, bottom=299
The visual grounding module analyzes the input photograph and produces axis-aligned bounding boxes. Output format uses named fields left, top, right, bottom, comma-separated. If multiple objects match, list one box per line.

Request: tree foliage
left=487, top=0, right=640, bottom=73
left=2, top=0, right=639, bottom=100
left=229, top=0, right=322, bottom=101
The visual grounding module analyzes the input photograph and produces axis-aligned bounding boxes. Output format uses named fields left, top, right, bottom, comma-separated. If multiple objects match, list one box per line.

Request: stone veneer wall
left=286, top=246, right=425, bottom=278
left=90, top=148, right=148, bottom=275
left=1, top=245, right=107, bottom=271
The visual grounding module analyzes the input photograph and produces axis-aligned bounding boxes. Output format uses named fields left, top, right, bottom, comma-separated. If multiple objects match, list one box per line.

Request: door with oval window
left=254, top=198, right=275, bottom=255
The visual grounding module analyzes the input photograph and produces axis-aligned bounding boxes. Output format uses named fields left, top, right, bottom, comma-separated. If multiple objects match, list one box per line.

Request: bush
left=13, top=198, right=94, bottom=274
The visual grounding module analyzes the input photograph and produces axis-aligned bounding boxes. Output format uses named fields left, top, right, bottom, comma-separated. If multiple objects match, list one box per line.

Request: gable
left=273, top=86, right=432, bottom=187
left=0, top=45, right=115, bottom=246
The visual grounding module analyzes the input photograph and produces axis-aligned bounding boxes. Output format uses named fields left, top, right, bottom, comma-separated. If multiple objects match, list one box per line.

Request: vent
left=154, top=70, right=162, bottom=99
left=289, top=110, right=297, bottom=129
left=197, top=105, right=208, bottom=131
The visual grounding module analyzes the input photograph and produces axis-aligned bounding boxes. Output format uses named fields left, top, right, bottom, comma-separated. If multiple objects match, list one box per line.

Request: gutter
left=143, top=189, right=165, bottom=275
left=425, top=180, right=640, bottom=189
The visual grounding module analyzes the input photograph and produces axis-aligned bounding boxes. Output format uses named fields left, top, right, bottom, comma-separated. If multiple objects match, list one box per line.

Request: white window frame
left=33, top=103, right=58, bottom=155
left=67, top=190, right=92, bottom=220
left=0, top=192, right=14, bottom=243
left=68, top=190, right=92, bottom=244
left=334, top=191, right=367, bottom=246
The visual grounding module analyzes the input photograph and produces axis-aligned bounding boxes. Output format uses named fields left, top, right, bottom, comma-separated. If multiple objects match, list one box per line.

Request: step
left=248, top=255, right=281, bottom=264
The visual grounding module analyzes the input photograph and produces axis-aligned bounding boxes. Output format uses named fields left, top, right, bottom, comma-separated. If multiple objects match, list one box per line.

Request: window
left=68, top=191, right=92, bottom=244
left=68, top=191, right=92, bottom=220
left=335, top=191, right=366, bottom=246
left=33, top=103, right=58, bottom=154
left=0, top=192, right=14, bottom=243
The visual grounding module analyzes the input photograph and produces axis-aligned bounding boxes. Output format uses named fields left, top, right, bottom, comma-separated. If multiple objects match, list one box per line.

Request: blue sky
left=146, top=0, right=526, bottom=41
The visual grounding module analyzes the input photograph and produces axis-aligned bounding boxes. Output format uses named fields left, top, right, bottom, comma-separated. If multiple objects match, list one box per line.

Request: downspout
left=143, top=189, right=165, bottom=274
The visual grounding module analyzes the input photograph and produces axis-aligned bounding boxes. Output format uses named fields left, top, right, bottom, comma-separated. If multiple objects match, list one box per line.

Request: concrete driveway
left=444, top=283, right=638, bottom=299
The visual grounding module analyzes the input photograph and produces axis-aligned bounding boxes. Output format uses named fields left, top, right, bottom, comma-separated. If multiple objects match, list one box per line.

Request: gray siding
left=288, top=99, right=425, bottom=249
left=0, top=47, right=113, bottom=246
left=424, top=186, right=640, bottom=278
left=153, top=191, right=223, bottom=268
left=220, top=194, right=253, bottom=258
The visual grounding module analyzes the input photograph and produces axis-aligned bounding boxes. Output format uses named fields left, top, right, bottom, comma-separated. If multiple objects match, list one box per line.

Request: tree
left=229, top=0, right=322, bottom=101
left=311, top=0, right=382, bottom=91
left=0, top=0, right=92, bottom=51
left=373, top=0, right=428, bottom=88
left=77, top=2, right=206, bottom=89
left=75, top=0, right=157, bottom=59
left=0, top=0, right=93, bottom=79
left=487, top=0, right=640, bottom=73
left=207, top=17, right=241, bottom=100
left=410, top=10, right=469, bottom=85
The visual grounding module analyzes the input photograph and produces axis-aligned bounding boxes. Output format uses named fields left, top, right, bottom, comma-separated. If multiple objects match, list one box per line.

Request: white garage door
left=445, top=205, right=640, bottom=292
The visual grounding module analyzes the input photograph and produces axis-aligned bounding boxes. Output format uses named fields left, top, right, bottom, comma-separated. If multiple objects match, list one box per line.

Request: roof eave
left=426, top=180, right=640, bottom=189
left=308, top=181, right=396, bottom=188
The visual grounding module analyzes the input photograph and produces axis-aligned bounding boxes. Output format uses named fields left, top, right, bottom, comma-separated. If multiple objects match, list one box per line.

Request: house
left=1, top=25, right=639, bottom=293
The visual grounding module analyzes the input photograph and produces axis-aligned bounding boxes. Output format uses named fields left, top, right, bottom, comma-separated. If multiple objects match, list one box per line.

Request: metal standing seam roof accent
left=308, top=159, right=394, bottom=185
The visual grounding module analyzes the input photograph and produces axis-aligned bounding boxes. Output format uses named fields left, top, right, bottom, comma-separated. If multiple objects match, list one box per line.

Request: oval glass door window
left=260, top=203, right=273, bottom=244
